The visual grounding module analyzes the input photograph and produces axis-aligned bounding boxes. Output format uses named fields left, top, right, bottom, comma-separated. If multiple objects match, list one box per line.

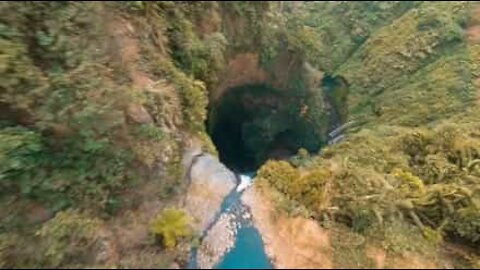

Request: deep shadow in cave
left=207, top=84, right=303, bottom=172
left=322, top=75, right=349, bottom=131
left=207, top=76, right=348, bottom=173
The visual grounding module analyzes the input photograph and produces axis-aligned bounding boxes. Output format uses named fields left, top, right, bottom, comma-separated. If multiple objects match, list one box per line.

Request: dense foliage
left=150, top=208, right=192, bottom=249
left=255, top=1, right=480, bottom=267
left=1, top=1, right=479, bottom=268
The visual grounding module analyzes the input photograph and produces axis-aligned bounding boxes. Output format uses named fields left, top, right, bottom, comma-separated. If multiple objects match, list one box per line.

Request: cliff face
left=0, top=2, right=321, bottom=268
left=0, top=2, right=268, bottom=268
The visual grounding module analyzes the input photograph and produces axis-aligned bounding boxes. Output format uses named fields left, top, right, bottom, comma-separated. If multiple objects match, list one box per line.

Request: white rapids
left=236, top=174, right=254, bottom=192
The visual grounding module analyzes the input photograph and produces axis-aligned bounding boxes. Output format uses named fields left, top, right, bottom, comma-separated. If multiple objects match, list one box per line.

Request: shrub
left=349, top=204, right=378, bottom=234
left=449, top=206, right=480, bottom=244
left=150, top=207, right=192, bottom=249
left=294, top=169, right=332, bottom=211
left=0, top=233, right=19, bottom=268
left=290, top=148, right=311, bottom=167
left=257, top=160, right=299, bottom=196
left=36, top=210, right=100, bottom=268
left=393, top=169, right=425, bottom=197
left=258, top=160, right=332, bottom=212
left=0, top=127, right=43, bottom=195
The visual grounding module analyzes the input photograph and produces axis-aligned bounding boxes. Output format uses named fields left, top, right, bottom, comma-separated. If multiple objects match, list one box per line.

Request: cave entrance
left=206, top=75, right=348, bottom=172
left=207, top=84, right=302, bottom=172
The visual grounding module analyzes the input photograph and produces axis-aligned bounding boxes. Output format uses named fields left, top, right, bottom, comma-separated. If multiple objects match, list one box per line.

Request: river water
left=189, top=173, right=273, bottom=269
left=216, top=226, right=272, bottom=269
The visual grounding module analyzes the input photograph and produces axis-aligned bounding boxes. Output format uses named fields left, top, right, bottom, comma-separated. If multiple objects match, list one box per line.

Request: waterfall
left=236, top=174, right=254, bottom=192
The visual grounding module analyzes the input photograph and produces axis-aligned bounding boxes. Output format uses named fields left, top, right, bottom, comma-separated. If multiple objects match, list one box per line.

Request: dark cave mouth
left=207, top=84, right=318, bottom=172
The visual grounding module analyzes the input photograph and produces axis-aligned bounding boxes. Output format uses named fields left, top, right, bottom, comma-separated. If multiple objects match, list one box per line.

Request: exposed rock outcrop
left=126, top=103, right=153, bottom=124
left=197, top=212, right=237, bottom=269
left=183, top=151, right=237, bottom=232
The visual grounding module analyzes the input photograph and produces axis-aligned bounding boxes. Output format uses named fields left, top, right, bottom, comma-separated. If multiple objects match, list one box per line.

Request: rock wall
left=210, top=50, right=306, bottom=103
left=182, top=151, right=237, bottom=232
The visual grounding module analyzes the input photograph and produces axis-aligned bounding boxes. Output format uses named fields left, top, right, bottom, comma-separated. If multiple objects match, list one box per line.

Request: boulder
left=183, top=152, right=237, bottom=232
left=126, top=103, right=153, bottom=124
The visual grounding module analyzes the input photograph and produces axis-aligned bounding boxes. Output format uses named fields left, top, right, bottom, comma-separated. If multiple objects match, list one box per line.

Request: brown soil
left=242, top=186, right=333, bottom=269
left=389, top=252, right=439, bottom=269
left=468, top=3, right=480, bottom=45
left=212, top=50, right=305, bottom=103
left=467, top=25, right=480, bottom=44
left=213, top=53, right=268, bottom=101
left=108, top=17, right=154, bottom=90
left=89, top=16, right=184, bottom=268
left=366, top=246, right=387, bottom=269
left=106, top=179, right=184, bottom=268
left=270, top=49, right=302, bottom=90
left=196, top=7, right=222, bottom=35
left=468, top=2, right=480, bottom=105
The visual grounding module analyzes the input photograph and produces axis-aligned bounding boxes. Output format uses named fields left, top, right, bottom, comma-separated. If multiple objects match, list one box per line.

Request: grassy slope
left=0, top=1, right=246, bottom=268
left=258, top=1, right=480, bottom=268
left=338, top=1, right=472, bottom=125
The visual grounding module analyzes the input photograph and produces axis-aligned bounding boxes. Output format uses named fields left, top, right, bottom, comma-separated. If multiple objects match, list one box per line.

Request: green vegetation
left=255, top=5, right=479, bottom=266
left=338, top=1, right=472, bottom=124
left=258, top=160, right=332, bottom=213
left=0, top=210, right=102, bottom=269
left=285, top=1, right=418, bottom=72
left=1, top=2, right=131, bottom=212
left=260, top=122, right=480, bottom=260
left=331, top=226, right=376, bottom=269
left=2, top=1, right=480, bottom=268
left=150, top=208, right=192, bottom=249
left=0, top=1, right=226, bottom=213
left=0, top=1, right=232, bottom=268
left=36, top=210, right=101, bottom=268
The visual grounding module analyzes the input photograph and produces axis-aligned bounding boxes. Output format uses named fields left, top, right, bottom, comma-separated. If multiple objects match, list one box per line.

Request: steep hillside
left=1, top=1, right=479, bottom=269
left=0, top=2, right=271, bottom=268
left=253, top=1, right=479, bottom=268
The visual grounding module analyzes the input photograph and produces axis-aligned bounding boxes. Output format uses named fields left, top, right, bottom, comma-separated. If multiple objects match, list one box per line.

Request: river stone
left=184, top=153, right=237, bottom=232
left=198, top=213, right=236, bottom=269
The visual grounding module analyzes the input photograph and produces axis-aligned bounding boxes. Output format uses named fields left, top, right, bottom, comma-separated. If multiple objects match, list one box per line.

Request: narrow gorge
left=1, top=1, right=479, bottom=269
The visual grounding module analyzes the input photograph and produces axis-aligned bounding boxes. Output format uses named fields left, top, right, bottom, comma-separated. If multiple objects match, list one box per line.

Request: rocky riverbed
left=196, top=197, right=260, bottom=269
left=197, top=212, right=237, bottom=269
left=183, top=151, right=237, bottom=232
left=182, top=148, right=274, bottom=269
